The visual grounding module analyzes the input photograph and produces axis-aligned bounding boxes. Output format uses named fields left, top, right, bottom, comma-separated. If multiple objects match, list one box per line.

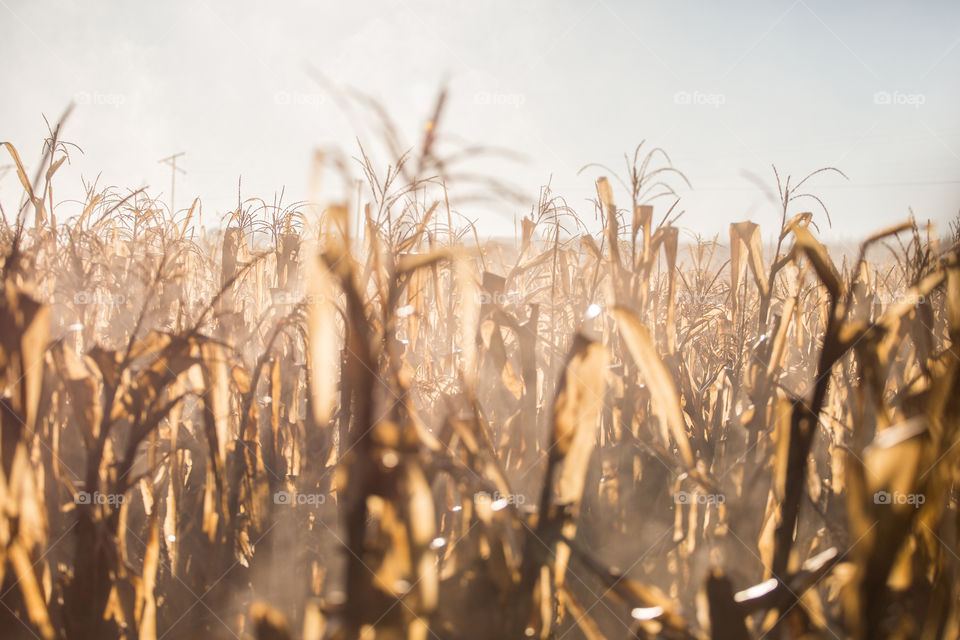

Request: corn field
left=1, top=100, right=960, bottom=640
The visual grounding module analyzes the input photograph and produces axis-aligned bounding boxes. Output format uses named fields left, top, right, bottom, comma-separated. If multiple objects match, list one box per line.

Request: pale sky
left=1, top=0, right=959, bottom=241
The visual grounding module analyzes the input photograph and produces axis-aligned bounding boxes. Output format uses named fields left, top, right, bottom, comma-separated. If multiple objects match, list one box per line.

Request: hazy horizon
left=2, top=0, right=959, bottom=241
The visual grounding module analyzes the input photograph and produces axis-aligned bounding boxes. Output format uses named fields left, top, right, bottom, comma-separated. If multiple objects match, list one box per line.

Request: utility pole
left=158, top=152, right=186, bottom=213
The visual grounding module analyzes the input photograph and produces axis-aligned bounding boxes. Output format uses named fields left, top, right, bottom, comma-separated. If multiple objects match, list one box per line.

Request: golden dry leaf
left=662, top=225, right=679, bottom=354
left=633, top=204, right=653, bottom=238
left=521, top=216, right=536, bottom=254
left=730, top=221, right=769, bottom=320
left=549, top=334, right=608, bottom=506
left=780, top=212, right=813, bottom=239
left=455, top=256, right=480, bottom=387
left=7, top=539, right=55, bottom=639
left=404, top=464, right=438, bottom=611
left=581, top=234, right=602, bottom=262
left=305, top=252, right=339, bottom=427
left=557, top=586, right=606, bottom=640
left=1, top=142, right=39, bottom=213
left=613, top=307, right=694, bottom=467
left=200, top=342, right=231, bottom=463
left=136, top=510, right=160, bottom=640
left=791, top=226, right=842, bottom=300
left=396, top=249, right=454, bottom=276
left=0, top=282, right=50, bottom=436
left=323, top=203, right=350, bottom=253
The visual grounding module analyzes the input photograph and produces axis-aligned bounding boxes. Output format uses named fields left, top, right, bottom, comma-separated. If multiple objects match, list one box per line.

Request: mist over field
left=2, top=1, right=960, bottom=238
left=1, top=2, right=960, bottom=639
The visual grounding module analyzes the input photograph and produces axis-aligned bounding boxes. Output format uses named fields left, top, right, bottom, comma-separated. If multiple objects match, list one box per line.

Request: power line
left=158, top=152, right=186, bottom=213
left=689, top=180, right=960, bottom=192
